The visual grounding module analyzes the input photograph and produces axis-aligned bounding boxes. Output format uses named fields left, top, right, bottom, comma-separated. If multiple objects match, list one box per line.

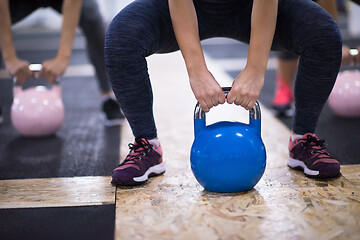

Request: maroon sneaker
left=288, top=133, right=341, bottom=178
left=111, top=138, right=165, bottom=185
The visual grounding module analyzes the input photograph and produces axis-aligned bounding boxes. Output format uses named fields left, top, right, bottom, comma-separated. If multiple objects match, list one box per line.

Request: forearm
left=317, top=0, right=338, bottom=21
left=57, top=0, right=82, bottom=60
left=246, top=0, right=278, bottom=74
left=168, top=0, right=206, bottom=75
left=0, top=0, right=17, bottom=61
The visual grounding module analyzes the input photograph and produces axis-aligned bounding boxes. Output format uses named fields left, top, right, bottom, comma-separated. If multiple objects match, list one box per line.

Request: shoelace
left=300, top=135, right=330, bottom=158
left=118, top=138, right=153, bottom=167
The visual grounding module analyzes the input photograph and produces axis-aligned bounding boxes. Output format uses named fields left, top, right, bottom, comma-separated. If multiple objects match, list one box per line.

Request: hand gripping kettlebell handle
left=349, top=48, right=359, bottom=57
left=13, top=64, right=42, bottom=85
left=193, top=87, right=262, bottom=136
left=29, top=63, right=42, bottom=78
left=13, top=64, right=61, bottom=84
left=350, top=49, right=359, bottom=66
left=13, top=64, right=62, bottom=97
left=194, top=87, right=261, bottom=120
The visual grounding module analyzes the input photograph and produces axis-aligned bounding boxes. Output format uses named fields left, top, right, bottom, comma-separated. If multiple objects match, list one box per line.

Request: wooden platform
left=114, top=53, right=360, bottom=240
left=115, top=166, right=360, bottom=240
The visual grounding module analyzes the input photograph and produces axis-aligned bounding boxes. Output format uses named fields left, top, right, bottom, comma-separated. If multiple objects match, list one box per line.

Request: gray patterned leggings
left=105, top=0, right=342, bottom=139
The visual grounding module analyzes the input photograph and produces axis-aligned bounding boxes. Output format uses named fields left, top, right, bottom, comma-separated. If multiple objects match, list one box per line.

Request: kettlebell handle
left=13, top=64, right=61, bottom=84
left=194, top=87, right=261, bottom=120
left=29, top=63, right=42, bottom=77
left=13, top=64, right=42, bottom=84
left=350, top=48, right=358, bottom=57
left=193, top=87, right=262, bottom=136
left=13, top=64, right=62, bottom=97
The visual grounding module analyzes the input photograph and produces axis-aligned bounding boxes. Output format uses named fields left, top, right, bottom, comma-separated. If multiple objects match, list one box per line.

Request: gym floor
left=0, top=5, right=359, bottom=240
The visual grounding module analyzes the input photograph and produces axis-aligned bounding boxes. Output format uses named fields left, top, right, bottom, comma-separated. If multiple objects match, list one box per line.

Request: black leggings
left=105, top=0, right=342, bottom=139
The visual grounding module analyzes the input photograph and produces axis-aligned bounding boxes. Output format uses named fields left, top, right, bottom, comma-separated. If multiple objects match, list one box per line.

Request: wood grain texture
left=0, top=176, right=115, bottom=209
left=115, top=53, right=360, bottom=240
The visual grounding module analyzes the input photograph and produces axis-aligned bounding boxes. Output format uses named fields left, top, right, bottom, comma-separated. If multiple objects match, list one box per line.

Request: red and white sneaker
left=111, top=138, right=165, bottom=185
left=288, top=133, right=341, bottom=178
left=272, top=75, right=294, bottom=117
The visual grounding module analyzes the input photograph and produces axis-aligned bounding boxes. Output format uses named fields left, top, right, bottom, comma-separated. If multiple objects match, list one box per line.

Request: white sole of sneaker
left=133, top=163, right=166, bottom=182
left=288, top=157, right=319, bottom=176
left=100, top=114, right=125, bottom=127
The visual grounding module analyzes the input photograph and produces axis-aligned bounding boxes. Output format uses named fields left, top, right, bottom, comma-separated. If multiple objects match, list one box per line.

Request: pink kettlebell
left=328, top=69, right=360, bottom=118
left=11, top=64, right=65, bottom=137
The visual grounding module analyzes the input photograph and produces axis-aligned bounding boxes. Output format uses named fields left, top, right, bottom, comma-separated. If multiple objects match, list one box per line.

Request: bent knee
left=105, top=1, right=162, bottom=54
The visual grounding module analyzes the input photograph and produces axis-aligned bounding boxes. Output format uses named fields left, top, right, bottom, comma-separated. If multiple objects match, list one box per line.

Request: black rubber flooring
left=0, top=204, right=116, bottom=240
left=0, top=75, right=121, bottom=179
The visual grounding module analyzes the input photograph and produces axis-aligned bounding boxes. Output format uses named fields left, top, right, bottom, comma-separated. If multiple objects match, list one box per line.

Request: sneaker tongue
left=129, top=145, right=145, bottom=156
left=129, top=140, right=154, bottom=156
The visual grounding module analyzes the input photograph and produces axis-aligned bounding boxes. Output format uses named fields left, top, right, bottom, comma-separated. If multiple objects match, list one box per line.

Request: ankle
left=290, top=131, right=303, bottom=141
left=101, top=92, right=116, bottom=102
left=148, top=138, right=160, bottom=146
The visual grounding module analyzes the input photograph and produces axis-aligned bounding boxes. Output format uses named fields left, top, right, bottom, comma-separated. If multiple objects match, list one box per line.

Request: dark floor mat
left=0, top=76, right=121, bottom=180
left=0, top=204, right=115, bottom=240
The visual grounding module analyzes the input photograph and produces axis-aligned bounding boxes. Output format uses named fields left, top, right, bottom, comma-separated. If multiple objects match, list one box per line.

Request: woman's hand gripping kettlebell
left=227, top=67, right=265, bottom=111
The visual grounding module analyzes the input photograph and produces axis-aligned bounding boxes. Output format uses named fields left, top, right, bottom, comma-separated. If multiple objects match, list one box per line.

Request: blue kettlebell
left=190, top=87, right=266, bottom=193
